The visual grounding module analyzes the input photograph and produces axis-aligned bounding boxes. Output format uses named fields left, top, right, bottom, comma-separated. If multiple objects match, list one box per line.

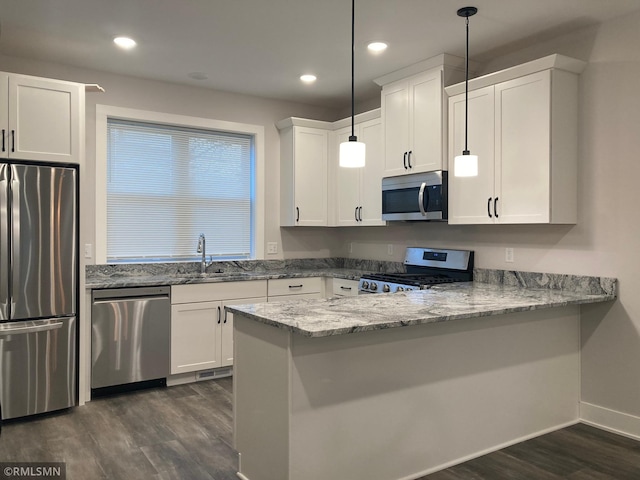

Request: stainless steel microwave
left=381, top=171, right=448, bottom=221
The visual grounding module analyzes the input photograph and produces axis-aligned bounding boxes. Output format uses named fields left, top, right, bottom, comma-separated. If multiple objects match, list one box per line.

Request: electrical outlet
left=267, top=242, right=278, bottom=254
left=84, top=244, right=93, bottom=259
left=387, top=244, right=394, bottom=256
left=348, top=242, right=353, bottom=254
left=505, top=247, right=514, bottom=263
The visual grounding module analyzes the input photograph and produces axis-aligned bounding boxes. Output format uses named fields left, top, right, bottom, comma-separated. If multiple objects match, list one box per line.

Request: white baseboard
left=580, top=401, right=640, bottom=441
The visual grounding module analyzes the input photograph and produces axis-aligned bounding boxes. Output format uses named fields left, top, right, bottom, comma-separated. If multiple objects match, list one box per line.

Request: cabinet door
left=448, top=86, right=496, bottom=224
left=8, top=74, right=81, bottom=164
left=294, top=127, right=328, bottom=226
left=334, top=125, right=361, bottom=226
left=171, top=301, right=221, bottom=374
left=495, top=71, right=551, bottom=223
left=0, top=73, right=8, bottom=158
left=409, top=70, right=444, bottom=173
left=382, top=80, right=410, bottom=176
left=359, top=118, right=384, bottom=225
left=221, top=297, right=267, bottom=367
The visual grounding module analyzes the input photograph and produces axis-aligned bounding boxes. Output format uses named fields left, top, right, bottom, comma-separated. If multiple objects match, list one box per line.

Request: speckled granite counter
left=227, top=276, right=617, bottom=337
left=85, top=257, right=403, bottom=289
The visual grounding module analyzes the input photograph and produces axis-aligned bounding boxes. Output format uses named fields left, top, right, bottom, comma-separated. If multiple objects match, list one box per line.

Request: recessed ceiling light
left=113, top=36, right=137, bottom=50
left=300, top=74, right=317, bottom=83
left=367, top=42, right=388, bottom=53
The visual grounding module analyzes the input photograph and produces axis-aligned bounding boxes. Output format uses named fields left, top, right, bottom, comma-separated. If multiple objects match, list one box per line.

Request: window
left=96, top=106, right=265, bottom=263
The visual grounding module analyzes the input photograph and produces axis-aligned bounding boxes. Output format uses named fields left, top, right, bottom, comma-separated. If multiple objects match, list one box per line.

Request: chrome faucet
left=197, top=233, right=214, bottom=274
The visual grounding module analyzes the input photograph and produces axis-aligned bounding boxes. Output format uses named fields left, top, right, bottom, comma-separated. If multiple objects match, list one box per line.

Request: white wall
left=336, top=11, right=640, bottom=426
left=0, top=53, right=345, bottom=262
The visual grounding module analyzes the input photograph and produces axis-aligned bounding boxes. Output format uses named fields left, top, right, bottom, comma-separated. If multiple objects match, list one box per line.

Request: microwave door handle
left=418, top=182, right=427, bottom=216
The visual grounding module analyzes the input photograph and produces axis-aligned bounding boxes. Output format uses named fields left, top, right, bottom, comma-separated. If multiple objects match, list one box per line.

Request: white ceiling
left=1, top=0, right=640, bottom=108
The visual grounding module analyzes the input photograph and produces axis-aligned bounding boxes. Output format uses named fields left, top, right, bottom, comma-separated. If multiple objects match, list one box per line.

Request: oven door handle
left=418, top=182, right=428, bottom=216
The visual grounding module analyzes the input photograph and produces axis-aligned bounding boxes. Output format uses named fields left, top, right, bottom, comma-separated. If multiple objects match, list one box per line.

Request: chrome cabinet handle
left=407, top=151, right=412, bottom=168
left=288, top=284, right=303, bottom=289
left=1, top=129, right=5, bottom=152
left=418, top=182, right=427, bottom=216
left=358, top=206, right=362, bottom=221
left=217, top=306, right=221, bottom=324
left=487, top=197, right=493, bottom=218
left=296, top=207, right=300, bottom=222
left=223, top=309, right=228, bottom=324
left=403, top=152, right=408, bottom=169
left=340, top=286, right=352, bottom=291
left=355, top=206, right=359, bottom=221
left=494, top=197, right=499, bottom=218
left=11, top=130, right=14, bottom=153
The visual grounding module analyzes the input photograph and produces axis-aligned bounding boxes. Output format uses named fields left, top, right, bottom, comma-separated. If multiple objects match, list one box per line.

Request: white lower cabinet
left=329, top=278, right=359, bottom=297
left=267, top=277, right=323, bottom=302
left=170, top=281, right=267, bottom=374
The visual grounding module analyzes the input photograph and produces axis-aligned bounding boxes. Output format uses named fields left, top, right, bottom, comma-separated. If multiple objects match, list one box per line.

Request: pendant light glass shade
left=339, top=139, right=366, bottom=168
left=454, top=6, right=478, bottom=178
left=340, top=0, right=365, bottom=169
left=454, top=152, right=478, bottom=177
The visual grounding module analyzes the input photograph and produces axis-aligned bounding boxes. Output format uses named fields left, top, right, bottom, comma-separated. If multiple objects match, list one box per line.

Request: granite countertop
left=85, top=267, right=367, bottom=289
left=85, top=258, right=402, bottom=289
left=226, top=281, right=617, bottom=338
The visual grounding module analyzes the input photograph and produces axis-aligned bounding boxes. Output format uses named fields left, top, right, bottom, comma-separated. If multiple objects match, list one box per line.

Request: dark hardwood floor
left=0, top=378, right=638, bottom=479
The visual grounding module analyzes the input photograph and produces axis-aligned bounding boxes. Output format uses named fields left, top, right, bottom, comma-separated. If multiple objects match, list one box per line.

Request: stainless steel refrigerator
left=0, top=162, right=77, bottom=420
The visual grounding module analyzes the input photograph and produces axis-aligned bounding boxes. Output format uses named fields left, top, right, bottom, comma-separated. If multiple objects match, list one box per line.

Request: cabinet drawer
left=268, top=293, right=322, bottom=302
left=332, top=278, right=359, bottom=297
left=268, top=277, right=322, bottom=297
left=172, top=280, right=267, bottom=304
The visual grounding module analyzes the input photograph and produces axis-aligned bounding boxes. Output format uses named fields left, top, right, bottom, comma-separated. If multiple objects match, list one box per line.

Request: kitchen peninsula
left=229, top=274, right=616, bottom=480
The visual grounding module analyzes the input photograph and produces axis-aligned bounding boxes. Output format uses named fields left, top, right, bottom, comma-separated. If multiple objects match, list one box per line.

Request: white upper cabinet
left=447, top=55, right=586, bottom=225
left=381, top=68, right=444, bottom=176
left=448, top=85, right=496, bottom=224
left=278, top=122, right=329, bottom=227
left=331, top=112, right=384, bottom=227
left=375, top=55, right=470, bottom=178
left=1, top=73, right=83, bottom=164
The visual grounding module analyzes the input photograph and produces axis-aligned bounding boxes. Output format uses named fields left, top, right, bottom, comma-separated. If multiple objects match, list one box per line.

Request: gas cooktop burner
left=358, top=248, right=474, bottom=294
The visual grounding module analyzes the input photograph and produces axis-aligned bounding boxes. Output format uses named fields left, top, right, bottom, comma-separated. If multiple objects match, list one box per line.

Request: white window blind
left=106, top=119, right=254, bottom=262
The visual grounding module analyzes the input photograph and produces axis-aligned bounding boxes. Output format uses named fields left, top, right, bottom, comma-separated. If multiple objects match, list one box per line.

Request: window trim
left=95, top=105, right=265, bottom=263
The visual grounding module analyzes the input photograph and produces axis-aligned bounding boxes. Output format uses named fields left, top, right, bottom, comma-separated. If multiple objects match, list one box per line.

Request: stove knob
left=383, top=284, right=390, bottom=293
left=370, top=282, right=378, bottom=291
left=361, top=281, right=369, bottom=289
left=396, top=286, right=405, bottom=292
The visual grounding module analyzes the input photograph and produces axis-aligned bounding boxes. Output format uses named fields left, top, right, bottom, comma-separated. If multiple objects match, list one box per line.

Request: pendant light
left=454, top=6, right=478, bottom=177
left=339, top=0, right=366, bottom=168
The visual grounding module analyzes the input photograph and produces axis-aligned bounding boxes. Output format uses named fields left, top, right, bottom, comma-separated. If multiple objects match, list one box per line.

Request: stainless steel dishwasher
left=91, top=286, right=170, bottom=390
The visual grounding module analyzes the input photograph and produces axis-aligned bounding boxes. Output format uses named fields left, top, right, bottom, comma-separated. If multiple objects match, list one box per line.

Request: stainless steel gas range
left=358, top=247, right=474, bottom=294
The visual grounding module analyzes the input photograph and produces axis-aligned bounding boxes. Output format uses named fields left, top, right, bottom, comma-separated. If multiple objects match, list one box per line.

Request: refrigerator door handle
left=0, top=319, right=64, bottom=337
left=0, top=164, right=8, bottom=320
left=10, top=175, right=20, bottom=313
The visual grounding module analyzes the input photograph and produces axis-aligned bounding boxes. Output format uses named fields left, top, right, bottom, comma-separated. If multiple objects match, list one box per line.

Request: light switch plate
left=84, top=243, right=93, bottom=259
left=387, top=244, right=394, bottom=256
left=267, top=242, right=278, bottom=254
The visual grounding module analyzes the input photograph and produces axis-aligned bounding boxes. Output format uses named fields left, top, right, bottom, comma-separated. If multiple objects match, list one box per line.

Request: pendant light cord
left=464, top=14, right=469, bottom=154
left=350, top=0, right=356, bottom=140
